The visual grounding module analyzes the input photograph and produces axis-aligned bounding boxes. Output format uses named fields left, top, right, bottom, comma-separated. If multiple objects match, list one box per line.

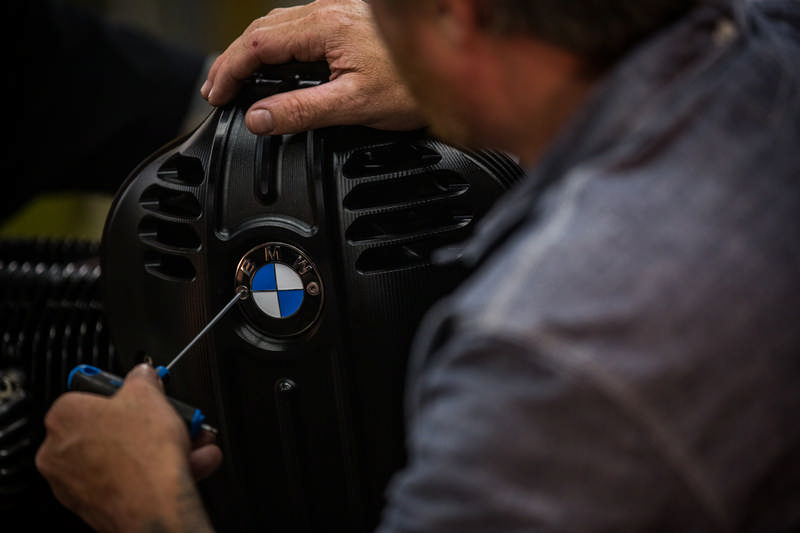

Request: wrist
left=112, top=464, right=214, bottom=533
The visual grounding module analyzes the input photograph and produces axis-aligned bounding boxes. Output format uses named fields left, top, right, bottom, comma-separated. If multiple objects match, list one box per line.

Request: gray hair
left=382, top=0, right=699, bottom=67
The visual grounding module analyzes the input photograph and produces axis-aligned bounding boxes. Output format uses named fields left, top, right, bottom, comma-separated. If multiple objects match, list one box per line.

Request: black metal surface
left=0, top=63, right=524, bottom=532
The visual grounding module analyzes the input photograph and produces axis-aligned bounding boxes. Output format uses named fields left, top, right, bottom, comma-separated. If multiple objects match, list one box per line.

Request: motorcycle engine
left=101, top=63, right=523, bottom=532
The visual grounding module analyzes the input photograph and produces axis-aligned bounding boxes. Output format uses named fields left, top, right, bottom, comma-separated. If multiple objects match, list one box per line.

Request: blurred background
left=3, top=0, right=308, bottom=241
left=71, top=0, right=305, bottom=52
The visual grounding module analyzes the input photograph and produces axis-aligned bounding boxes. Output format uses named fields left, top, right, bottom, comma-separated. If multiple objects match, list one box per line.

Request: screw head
left=277, top=379, right=296, bottom=393
left=306, top=282, right=320, bottom=296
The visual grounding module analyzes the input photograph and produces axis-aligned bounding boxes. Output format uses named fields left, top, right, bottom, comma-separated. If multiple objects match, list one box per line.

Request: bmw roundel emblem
left=235, top=243, right=323, bottom=337
left=251, top=263, right=304, bottom=318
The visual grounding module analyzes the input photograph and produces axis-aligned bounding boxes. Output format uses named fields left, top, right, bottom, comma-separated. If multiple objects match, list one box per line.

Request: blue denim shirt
left=379, top=1, right=800, bottom=531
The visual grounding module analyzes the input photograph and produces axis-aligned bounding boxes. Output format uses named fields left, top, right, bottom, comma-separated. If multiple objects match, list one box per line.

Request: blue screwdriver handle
left=67, top=364, right=212, bottom=439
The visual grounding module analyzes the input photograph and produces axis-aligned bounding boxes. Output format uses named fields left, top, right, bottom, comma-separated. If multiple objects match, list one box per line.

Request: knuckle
left=118, top=378, right=154, bottom=401
left=41, top=392, right=93, bottom=433
left=300, top=6, right=349, bottom=47
left=34, top=445, right=51, bottom=476
left=42, top=399, right=65, bottom=431
left=309, top=2, right=343, bottom=25
left=244, top=17, right=263, bottom=34
left=284, top=94, right=317, bottom=129
left=330, top=2, right=359, bottom=23
left=42, top=406, right=55, bottom=429
left=303, top=8, right=324, bottom=27
left=246, top=11, right=277, bottom=32
left=247, top=27, right=268, bottom=51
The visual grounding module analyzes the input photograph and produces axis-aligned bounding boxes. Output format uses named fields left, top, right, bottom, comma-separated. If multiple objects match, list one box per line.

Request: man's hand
left=201, top=0, right=424, bottom=135
left=35, top=364, right=220, bottom=533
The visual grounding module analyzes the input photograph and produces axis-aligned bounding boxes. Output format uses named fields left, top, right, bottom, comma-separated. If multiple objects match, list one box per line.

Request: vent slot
left=346, top=207, right=472, bottom=244
left=140, top=185, right=202, bottom=219
left=464, top=149, right=525, bottom=189
left=156, top=154, right=205, bottom=186
left=355, top=238, right=456, bottom=274
left=143, top=251, right=196, bottom=282
left=343, top=142, right=442, bottom=178
left=138, top=217, right=201, bottom=252
left=256, top=136, right=281, bottom=204
left=343, top=171, right=469, bottom=211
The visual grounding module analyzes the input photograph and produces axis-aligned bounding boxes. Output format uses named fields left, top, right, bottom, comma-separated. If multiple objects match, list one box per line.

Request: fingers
left=189, top=444, right=223, bottom=481
left=201, top=0, right=424, bottom=133
left=244, top=78, right=356, bottom=135
left=190, top=427, right=222, bottom=481
left=191, top=427, right=218, bottom=449
left=243, top=68, right=426, bottom=135
left=123, top=363, right=165, bottom=394
left=118, top=365, right=190, bottom=452
left=204, top=4, right=335, bottom=107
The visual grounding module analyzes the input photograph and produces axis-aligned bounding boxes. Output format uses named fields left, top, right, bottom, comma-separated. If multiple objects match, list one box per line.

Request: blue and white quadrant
left=251, top=263, right=305, bottom=319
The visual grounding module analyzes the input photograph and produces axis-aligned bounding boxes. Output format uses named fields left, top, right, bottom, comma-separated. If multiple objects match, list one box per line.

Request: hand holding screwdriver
left=65, top=286, right=249, bottom=439
left=40, top=286, right=246, bottom=531
left=37, top=364, right=221, bottom=532
left=68, top=365, right=217, bottom=439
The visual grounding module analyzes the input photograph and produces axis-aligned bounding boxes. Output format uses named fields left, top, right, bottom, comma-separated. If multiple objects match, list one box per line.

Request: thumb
left=244, top=81, right=357, bottom=135
left=124, top=364, right=165, bottom=394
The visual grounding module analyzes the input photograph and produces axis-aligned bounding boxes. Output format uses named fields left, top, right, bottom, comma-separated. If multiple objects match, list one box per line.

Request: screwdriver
left=67, top=286, right=249, bottom=439
left=68, top=364, right=215, bottom=439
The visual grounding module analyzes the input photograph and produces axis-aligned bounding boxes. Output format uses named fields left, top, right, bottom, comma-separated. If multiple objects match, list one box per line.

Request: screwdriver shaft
left=165, top=286, right=248, bottom=371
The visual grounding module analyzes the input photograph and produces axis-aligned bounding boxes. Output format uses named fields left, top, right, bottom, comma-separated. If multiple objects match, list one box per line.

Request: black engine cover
left=101, top=65, right=522, bottom=532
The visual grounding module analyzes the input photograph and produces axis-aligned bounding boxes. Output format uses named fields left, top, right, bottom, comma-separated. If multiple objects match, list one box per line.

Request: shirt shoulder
left=385, top=4, right=800, bottom=532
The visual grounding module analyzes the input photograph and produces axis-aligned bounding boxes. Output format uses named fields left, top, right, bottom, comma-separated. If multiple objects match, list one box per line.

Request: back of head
left=383, top=0, right=701, bottom=69
left=473, top=0, right=701, bottom=68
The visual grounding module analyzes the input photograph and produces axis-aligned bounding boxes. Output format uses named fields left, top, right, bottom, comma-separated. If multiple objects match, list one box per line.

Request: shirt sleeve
left=377, top=331, right=724, bottom=533
left=376, top=1, right=800, bottom=529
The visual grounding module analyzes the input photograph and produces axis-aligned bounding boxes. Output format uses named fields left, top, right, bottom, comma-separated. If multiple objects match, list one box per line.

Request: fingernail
left=250, top=109, right=274, bottom=133
left=200, top=80, right=210, bottom=98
